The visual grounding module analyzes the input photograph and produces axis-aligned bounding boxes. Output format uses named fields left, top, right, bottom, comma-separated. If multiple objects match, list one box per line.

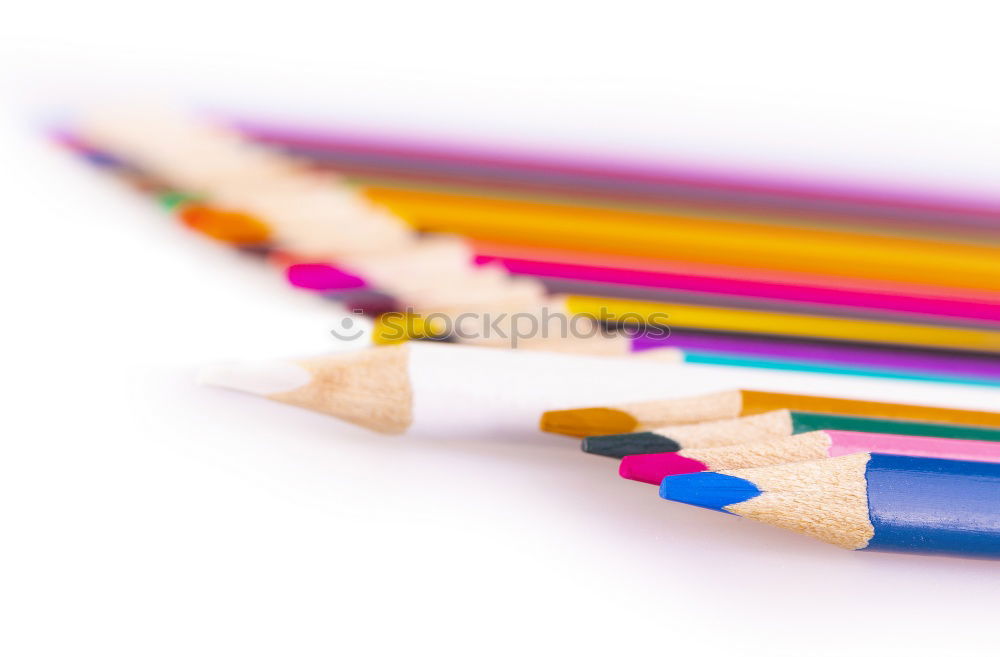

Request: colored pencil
left=475, top=251, right=1000, bottom=325
left=619, top=430, right=1000, bottom=484
left=541, top=389, right=1000, bottom=437
left=565, top=296, right=1000, bottom=354
left=637, top=332, right=1000, bottom=383
left=639, top=335, right=1000, bottom=387
left=658, top=453, right=1000, bottom=557
left=470, top=241, right=1000, bottom=305
left=361, top=186, right=1000, bottom=291
left=289, top=258, right=1000, bottom=328
left=196, top=342, right=701, bottom=436
left=580, top=409, right=1000, bottom=458
left=285, top=260, right=546, bottom=314
left=237, top=121, right=1000, bottom=239
left=300, top=164, right=1000, bottom=245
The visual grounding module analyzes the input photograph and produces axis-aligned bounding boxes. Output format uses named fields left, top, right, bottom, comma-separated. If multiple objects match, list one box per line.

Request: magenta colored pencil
left=289, top=252, right=1000, bottom=326
left=619, top=430, right=1000, bottom=485
left=476, top=254, right=1000, bottom=325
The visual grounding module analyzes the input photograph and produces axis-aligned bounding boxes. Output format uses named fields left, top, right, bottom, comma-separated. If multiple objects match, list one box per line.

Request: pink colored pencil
left=618, top=430, right=1000, bottom=485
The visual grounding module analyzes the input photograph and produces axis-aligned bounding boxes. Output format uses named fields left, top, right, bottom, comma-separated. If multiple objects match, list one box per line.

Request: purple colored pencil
left=234, top=120, right=1000, bottom=233
left=632, top=331, right=1000, bottom=381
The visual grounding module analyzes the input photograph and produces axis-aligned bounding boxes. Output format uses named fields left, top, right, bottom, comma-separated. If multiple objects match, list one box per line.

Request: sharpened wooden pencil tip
left=539, top=408, right=639, bottom=437
left=201, top=345, right=415, bottom=434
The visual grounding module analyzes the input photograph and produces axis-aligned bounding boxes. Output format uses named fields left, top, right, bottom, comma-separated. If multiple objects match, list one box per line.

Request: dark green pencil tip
left=581, top=432, right=681, bottom=459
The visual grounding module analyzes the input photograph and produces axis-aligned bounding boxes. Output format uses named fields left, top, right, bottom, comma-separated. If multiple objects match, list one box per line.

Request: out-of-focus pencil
left=474, top=250, right=1000, bottom=325
left=237, top=121, right=1000, bottom=241
left=362, top=186, right=1000, bottom=291
left=619, top=430, right=1000, bottom=484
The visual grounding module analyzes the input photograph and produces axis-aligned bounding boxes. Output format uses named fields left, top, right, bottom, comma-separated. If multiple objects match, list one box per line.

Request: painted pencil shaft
left=472, top=241, right=1000, bottom=306
left=239, top=123, right=1000, bottom=237
left=787, top=411, right=1000, bottom=439
left=567, top=296, right=1000, bottom=354
left=296, top=255, right=1000, bottom=328
left=619, top=430, right=1000, bottom=484
left=637, top=332, right=1000, bottom=382
left=582, top=410, right=1000, bottom=458
left=477, top=252, right=1000, bottom=325
left=362, top=186, right=1000, bottom=292
left=659, top=453, right=1000, bottom=557
left=542, top=389, right=1000, bottom=437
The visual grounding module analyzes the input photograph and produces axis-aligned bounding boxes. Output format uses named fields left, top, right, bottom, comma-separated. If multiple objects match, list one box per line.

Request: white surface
left=3, top=3, right=1000, bottom=655
left=199, top=360, right=314, bottom=397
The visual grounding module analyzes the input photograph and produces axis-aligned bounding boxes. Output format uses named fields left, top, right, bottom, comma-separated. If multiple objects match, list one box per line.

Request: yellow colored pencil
left=564, top=296, right=1000, bottom=354
left=362, top=186, right=1000, bottom=292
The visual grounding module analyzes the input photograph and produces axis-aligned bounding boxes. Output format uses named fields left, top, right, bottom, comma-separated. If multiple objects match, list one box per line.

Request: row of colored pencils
left=542, top=388, right=1000, bottom=558
left=59, top=107, right=1000, bottom=559
left=224, top=115, right=1000, bottom=382
left=60, top=107, right=1000, bottom=385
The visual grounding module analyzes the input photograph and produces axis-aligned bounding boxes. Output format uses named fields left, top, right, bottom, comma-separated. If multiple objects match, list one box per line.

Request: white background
left=3, top=2, right=1000, bottom=655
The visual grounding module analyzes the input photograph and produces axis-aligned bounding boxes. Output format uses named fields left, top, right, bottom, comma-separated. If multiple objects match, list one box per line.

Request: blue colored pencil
left=659, top=452, right=1000, bottom=558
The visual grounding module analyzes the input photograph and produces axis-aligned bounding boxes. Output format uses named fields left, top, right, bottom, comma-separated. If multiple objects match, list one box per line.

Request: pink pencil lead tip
left=619, top=452, right=708, bottom=485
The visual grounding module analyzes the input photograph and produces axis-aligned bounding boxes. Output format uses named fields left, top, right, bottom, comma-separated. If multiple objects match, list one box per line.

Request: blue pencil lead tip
left=659, top=472, right=761, bottom=512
